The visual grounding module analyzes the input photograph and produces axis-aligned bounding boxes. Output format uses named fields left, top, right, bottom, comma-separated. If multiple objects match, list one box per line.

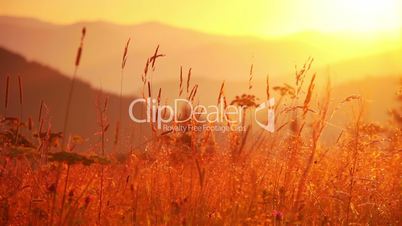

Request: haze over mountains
left=0, top=46, right=399, bottom=142
left=0, top=15, right=401, bottom=96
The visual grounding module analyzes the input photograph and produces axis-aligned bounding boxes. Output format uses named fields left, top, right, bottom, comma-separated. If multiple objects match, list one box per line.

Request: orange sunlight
left=0, top=1, right=402, bottom=225
left=0, top=0, right=401, bottom=37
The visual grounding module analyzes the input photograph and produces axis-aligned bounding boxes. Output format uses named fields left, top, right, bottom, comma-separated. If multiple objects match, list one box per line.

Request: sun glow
left=324, top=0, right=401, bottom=32
left=0, top=0, right=401, bottom=37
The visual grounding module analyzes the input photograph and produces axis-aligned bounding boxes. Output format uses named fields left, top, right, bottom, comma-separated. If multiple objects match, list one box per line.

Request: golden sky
left=1, top=0, right=402, bottom=36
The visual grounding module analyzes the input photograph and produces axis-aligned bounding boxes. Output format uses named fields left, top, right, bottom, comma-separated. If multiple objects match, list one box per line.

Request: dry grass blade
left=191, top=85, right=199, bottom=102
left=62, top=26, right=86, bottom=149
left=58, top=27, right=86, bottom=225
left=151, top=45, right=159, bottom=68
left=4, top=75, right=10, bottom=112
left=147, top=81, right=152, bottom=98
left=303, top=73, right=316, bottom=116
left=162, top=99, right=168, bottom=118
left=142, top=58, right=150, bottom=83
left=188, top=84, right=199, bottom=101
left=179, top=66, right=183, bottom=96
left=249, top=64, right=253, bottom=90
left=18, top=76, right=23, bottom=105
left=75, top=44, right=82, bottom=67
left=186, top=68, right=192, bottom=93
left=295, top=57, right=313, bottom=89
left=17, top=75, right=24, bottom=121
left=121, top=38, right=131, bottom=69
left=38, top=100, right=44, bottom=122
left=75, top=27, right=86, bottom=67
left=217, top=81, right=225, bottom=104
left=266, top=74, right=270, bottom=100
left=157, top=88, right=162, bottom=106
left=117, top=37, right=131, bottom=148
left=150, top=45, right=165, bottom=70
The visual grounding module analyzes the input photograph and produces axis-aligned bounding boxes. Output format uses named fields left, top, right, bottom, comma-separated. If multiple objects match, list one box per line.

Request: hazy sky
left=1, top=0, right=401, bottom=36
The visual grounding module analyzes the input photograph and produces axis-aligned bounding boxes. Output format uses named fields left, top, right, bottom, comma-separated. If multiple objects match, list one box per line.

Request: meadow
left=0, top=28, right=401, bottom=226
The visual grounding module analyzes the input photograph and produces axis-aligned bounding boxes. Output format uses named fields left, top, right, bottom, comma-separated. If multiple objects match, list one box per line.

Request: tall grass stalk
left=51, top=27, right=85, bottom=226
left=4, top=75, right=9, bottom=116
left=116, top=38, right=131, bottom=147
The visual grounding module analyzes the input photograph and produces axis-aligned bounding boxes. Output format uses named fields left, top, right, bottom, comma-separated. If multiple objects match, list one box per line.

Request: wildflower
left=272, top=210, right=283, bottom=220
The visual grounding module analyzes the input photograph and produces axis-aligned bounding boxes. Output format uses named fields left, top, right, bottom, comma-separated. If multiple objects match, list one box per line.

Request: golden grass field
left=0, top=27, right=401, bottom=226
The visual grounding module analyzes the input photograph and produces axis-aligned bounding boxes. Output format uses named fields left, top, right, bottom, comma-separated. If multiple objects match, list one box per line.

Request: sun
left=329, top=0, right=401, bottom=32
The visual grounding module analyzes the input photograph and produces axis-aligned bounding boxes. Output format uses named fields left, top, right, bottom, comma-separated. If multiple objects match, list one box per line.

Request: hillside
left=0, top=47, right=142, bottom=147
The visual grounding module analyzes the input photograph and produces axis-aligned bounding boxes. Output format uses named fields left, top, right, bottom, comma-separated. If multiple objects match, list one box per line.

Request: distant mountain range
left=0, top=16, right=401, bottom=96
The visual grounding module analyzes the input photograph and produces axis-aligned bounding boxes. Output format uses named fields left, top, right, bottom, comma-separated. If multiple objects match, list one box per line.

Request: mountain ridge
left=0, top=15, right=400, bottom=96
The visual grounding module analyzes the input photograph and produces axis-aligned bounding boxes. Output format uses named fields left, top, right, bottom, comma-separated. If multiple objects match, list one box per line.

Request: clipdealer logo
left=254, top=98, right=275, bottom=132
left=128, top=97, right=275, bottom=132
